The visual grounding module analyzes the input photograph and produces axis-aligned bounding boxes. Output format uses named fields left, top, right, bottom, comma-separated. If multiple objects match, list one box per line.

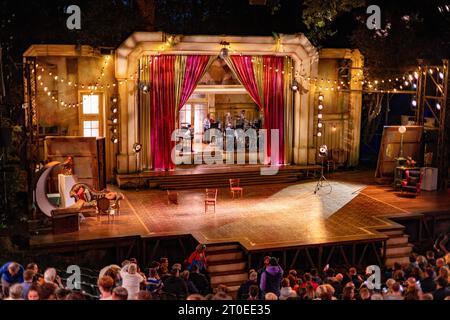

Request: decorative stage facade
left=23, top=32, right=364, bottom=181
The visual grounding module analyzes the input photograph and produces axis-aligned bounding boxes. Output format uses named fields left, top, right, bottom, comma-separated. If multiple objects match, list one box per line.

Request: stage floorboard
left=31, top=170, right=450, bottom=251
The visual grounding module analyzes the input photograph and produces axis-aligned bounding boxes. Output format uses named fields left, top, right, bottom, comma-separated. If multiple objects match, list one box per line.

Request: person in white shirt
left=120, top=263, right=144, bottom=300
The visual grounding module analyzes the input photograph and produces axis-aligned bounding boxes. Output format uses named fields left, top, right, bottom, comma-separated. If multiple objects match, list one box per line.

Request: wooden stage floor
left=31, top=170, right=450, bottom=251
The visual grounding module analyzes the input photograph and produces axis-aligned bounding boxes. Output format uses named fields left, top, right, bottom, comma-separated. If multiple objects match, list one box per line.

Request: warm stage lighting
left=436, top=103, right=441, bottom=110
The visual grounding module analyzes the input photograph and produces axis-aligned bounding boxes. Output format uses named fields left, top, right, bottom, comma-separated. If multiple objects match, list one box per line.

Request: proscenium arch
left=115, top=32, right=319, bottom=173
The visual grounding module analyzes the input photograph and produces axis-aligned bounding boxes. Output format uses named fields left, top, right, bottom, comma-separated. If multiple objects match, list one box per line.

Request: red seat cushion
left=76, top=187, right=86, bottom=201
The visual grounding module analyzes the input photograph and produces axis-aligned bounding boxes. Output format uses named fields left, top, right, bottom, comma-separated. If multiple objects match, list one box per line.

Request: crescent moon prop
left=34, top=161, right=61, bottom=217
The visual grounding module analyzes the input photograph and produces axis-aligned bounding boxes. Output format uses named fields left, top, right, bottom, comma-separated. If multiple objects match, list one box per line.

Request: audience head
left=191, top=264, right=200, bottom=273
left=160, top=258, right=169, bottom=268
left=436, top=276, right=448, bottom=289
left=421, top=293, right=434, bottom=300
left=371, top=293, right=384, bottom=300
left=136, top=291, right=153, bottom=300
left=281, top=278, right=290, bottom=288
left=128, top=263, right=138, bottom=275
left=181, top=270, right=190, bottom=281
left=43, top=268, right=57, bottom=283
left=249, top=270, right=258, bottom=282
left=187, top=294, right=205, bottom=300
left=27, top=285, right=41, bottom=300
left=264, top=292, right=278, bottom=300
left=342, top=285, right=355, bottom=300
left=26, top=263, right=39, bottom=274
left=40, top=282, right=58, bottom=300
left=7, top=262, right=21, bottom=277
left=66, top=292, right=86, bottom=300
left=98, top=276, right=114, bottom=295
left=112, top=287, right=128, bottom=300
left=55, top=288, right=72, bottom=300
left=349, top=267, right=357, bottom=276
left=269, top=257, right=279, bottom=267
left=436, top=258, right=445, bottom=269
left=249, top=285, right=259, bottom=299
left=316, top=284, right=335, bottom=300
left=9, top=284, right=24, bottom=300
left=23, top=269, right=35, bottom=282
left=171, top=264, right=182, bottom=276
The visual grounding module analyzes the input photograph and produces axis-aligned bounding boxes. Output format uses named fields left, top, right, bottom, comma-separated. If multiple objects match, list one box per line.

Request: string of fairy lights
left=35, top=55, right=138, bottom=109
left=34, top=34, right=448, bottom=111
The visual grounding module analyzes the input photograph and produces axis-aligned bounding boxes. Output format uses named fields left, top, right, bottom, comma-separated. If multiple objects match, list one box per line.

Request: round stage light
left=411, top=99, right=417, bottom=107
left=318, top=114, right=323, bottom=119
left=318, top=122, right=323, bottom=128
left=318, top=104, right=323, bottom=110
left=133, top=143, right=143, bottom=153
left=317, top=132, right=322, bottom=137
left=319, top=145, right=328, bottom=157
left=436, top=103, right=441, bottom=110
left=398, top=126, right=407, bottom=134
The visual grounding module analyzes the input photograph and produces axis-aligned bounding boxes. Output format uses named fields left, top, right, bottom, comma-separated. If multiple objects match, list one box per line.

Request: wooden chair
left=167, top=190, right=179, bottom=205
left=229, top=179, right=243, bottom=199
left=205, top=189, right=218, bottom=213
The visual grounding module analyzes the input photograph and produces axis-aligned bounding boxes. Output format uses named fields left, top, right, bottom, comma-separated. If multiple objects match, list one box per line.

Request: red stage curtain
left=179, top=56, right=211, bottom=109
left=149, top=55, right=176, bottom=171
left=230, top=56, right=263, bottom=109
left=263, top=56, right=285, bottom=164
left=228, top=55, right=285, bottom=164
left=145, top=55, right=211, bottom=171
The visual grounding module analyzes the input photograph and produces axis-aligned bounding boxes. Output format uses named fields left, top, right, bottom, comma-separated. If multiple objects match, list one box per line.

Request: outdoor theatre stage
left=30, top=169, right=450, bottom=259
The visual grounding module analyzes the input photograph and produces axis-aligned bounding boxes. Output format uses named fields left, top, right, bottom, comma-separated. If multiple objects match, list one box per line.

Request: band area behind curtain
left=225, top=55, right=293, bottom=164
left=138, top=55, right=213, bottom=171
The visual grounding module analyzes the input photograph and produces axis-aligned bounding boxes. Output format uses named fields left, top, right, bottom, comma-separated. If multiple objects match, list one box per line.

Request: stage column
left=116, top=78, right=137, bottom=174
left=294, top=56, right=318, bottom=165
left=346, top=50, right=364, bottom=167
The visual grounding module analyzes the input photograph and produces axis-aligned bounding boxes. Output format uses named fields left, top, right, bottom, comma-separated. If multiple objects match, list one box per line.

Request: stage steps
left=207, top=243, right=248, bottom=297
left=116, top=165, right=321, bottom=190
left=382, top=227, right=413, bottom=267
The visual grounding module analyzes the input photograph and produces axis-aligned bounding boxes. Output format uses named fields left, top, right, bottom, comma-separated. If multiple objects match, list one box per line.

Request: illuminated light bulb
left=332, top=126, right=337, bottom=132
left=408, top=75, right=413, bottom=81
left=413, top=84, right=417, bottom=89
left=318, top=123, right=323, bottom=128
left=429, top=69, right=433, bottom=74
left=318, top=104, right=323, bottom=110
left=439, top=72, right=444, bottom=79
left=47, top=92, right=51, bottom=96
left=318, top=95, right=324, bottom=101
left=318, top=114, right=323, bottom=119
left=37, top=75, right=42, bottom=80
left=54, top=76, right=58, bottom=80
left=412, top=99, right=417, bottom=107
left=317, top=132, right=322, bottom=137
left=112, top=98, right=118, bottom=103
left=68, top=81, right=72, bottom=86
left=414, top=72, right=419, bottom=79
left=436, top=103, right=441, bottom=110
left=404, top=81, right=409, bottom=86
left=43, top=87, right=48, bottom=92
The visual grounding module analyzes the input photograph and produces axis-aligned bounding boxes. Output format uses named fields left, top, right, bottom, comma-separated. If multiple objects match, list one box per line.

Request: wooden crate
left=45, top=136, right=106, bottom=190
